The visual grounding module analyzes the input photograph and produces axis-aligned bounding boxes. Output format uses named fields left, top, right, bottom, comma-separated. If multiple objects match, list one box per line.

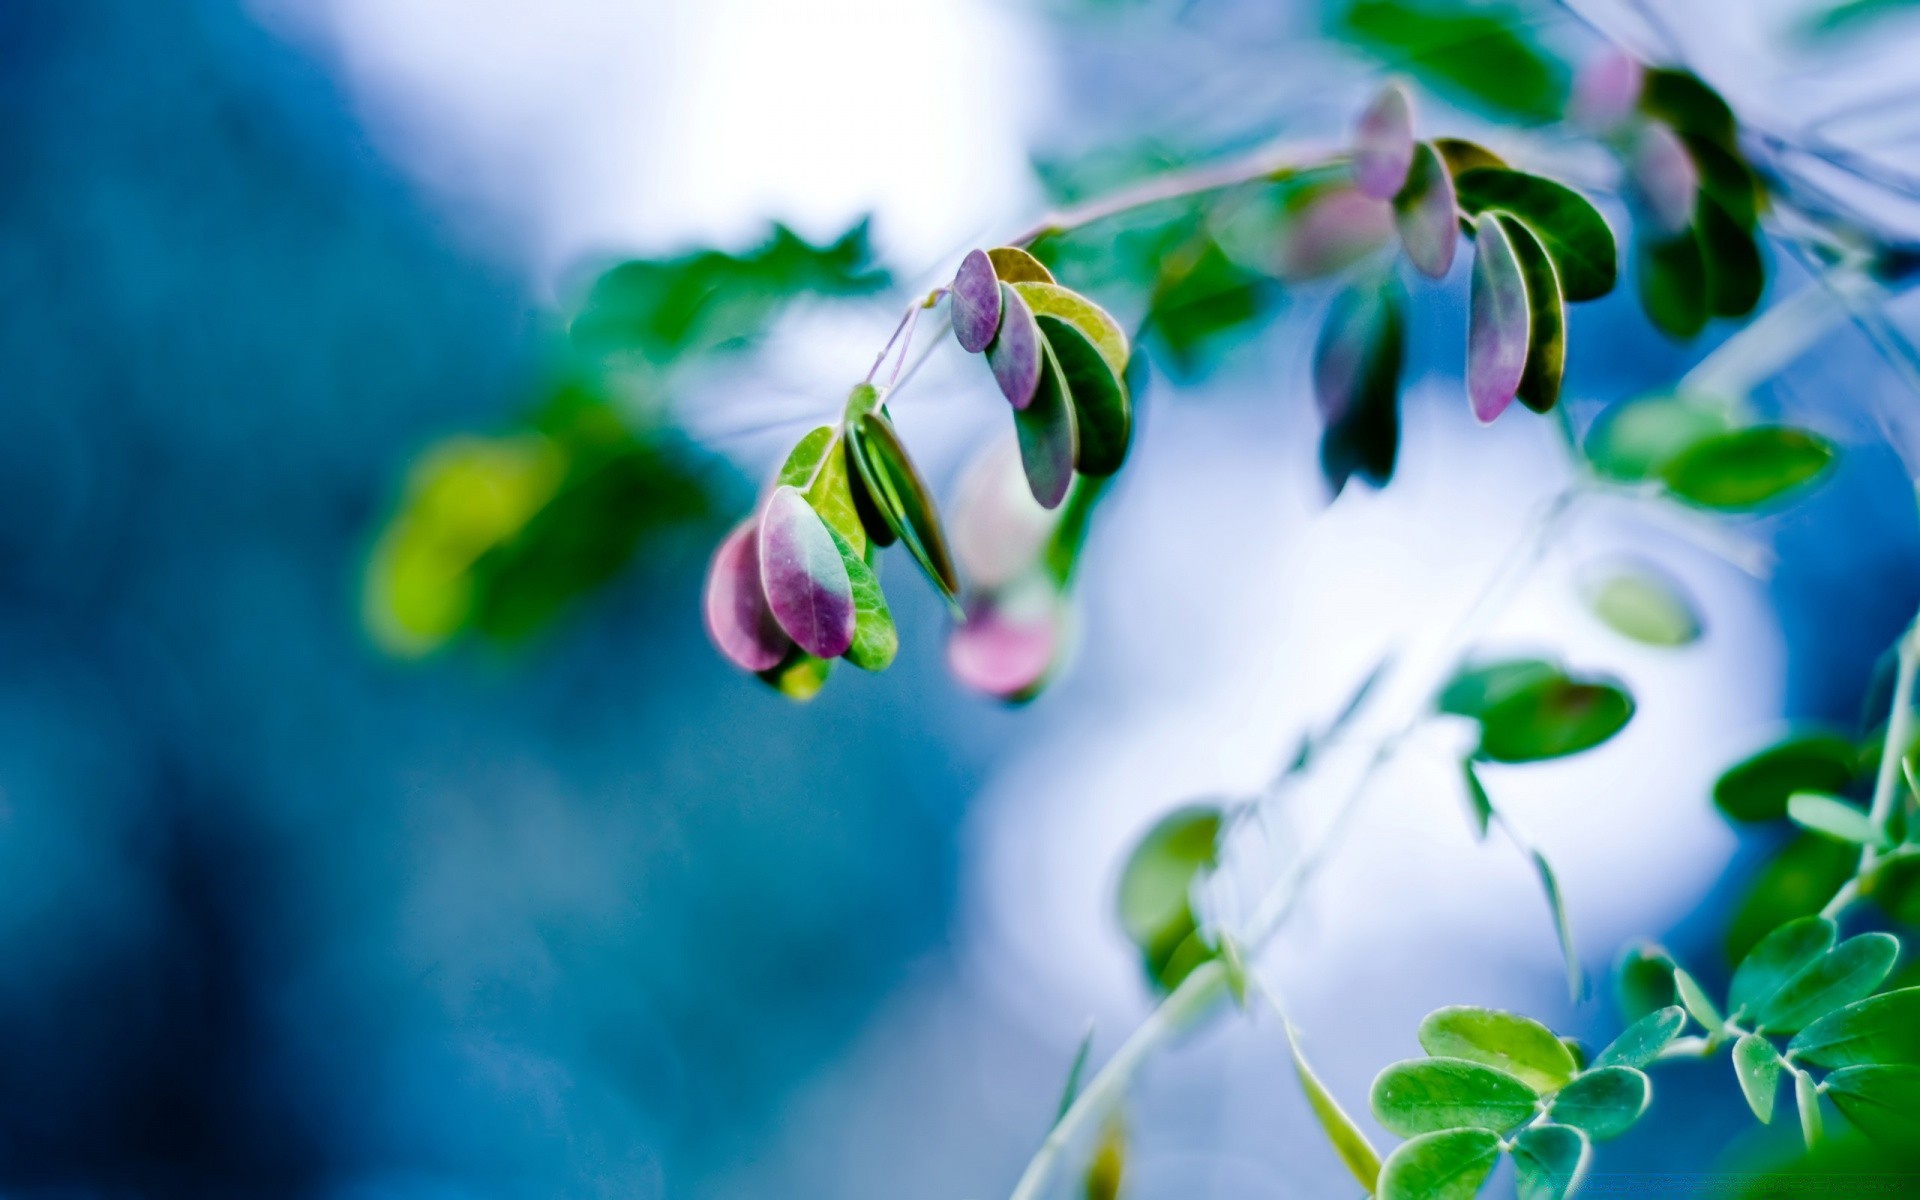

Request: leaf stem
left=1820, top=612, right=1920, bottom=920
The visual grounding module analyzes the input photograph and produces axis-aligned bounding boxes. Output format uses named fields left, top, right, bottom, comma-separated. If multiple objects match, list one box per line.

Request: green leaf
left=988, top=245, right=1055, bottom=284
left=1790, top=988, right=1920, bottom=1068
left=1615, top=943, right=1678, bottom=1021
left=1698, top=193, right=1765, bottom=318
left=1547, top=1066, right=1650, bottom=1140
left=1715, top=733, right=1861, bottom=823
left=1117, top=807, right=1222, bottom=991
left=1727, top=833, right=1858, bottom=961
left=1594, top=1006, right=1688, bottom=1070
left=1498, top=214, right=1567, bottom=413
left=1054, top=1025, right=1095, bottom=1126
left=1376, top=1128, right=1503, bottom=1200
left=1788, top=792, right=1885, bottom=846
left=1416, top=1006, right=1579, bottom=1093
left=1011, top=281, right=1129, bottom=380
left=1037, top=314, right=1130, bottom=478
left=1336, top=1, right=1567, bottom=123
left=757, top=648, right=832, bottom=701
left=1684, top=135, right=1763, bottom=230
left=1455, top=168, right=1617, bottom=301
left=1315, top=280, right=1405, bottom=495
left=1795, top=1068, right=1824, bottom=1148
left=1530, top=849, right=1584, bottom=1000
left=1756, top=933, right=1901, bottom=1034
left=1287, top=1023, right=1382, bottom=1192
left=1824, top=1064, right=1920, bottom=1145
left=1433, top=138, right=1507, bottom=177
left=1731, top=915, right=1838, bottom=1019
left=1674, top=966, right=1725, bottom=1032
left=1082, top=1118, right=1125, bottom=1200
left=1580, top=563, right=1703, bottom=647
left=1733, top=1033, right=1783, bottom=1123
left=776, top=425, right=837, bottom=489
left=1659, top=426, right=1837, bottom=511
left=824, top=523, right=896, bottom=671
left=1015, top=343, right=1080, bottom=510
left=806, top=435, right=868, bottom=556
left=1475, top=674, right=1635, bottom=763
left=1369, top=1057, right=1539, bottom=1136
left=1438, top=658, right=1561, bottom=720
left=848, top=412, right=961, bottom=602
left=1513, top=1124, right=1590, bottom=1200
left=1639, top=68, right=1737, bottom=150
left=1583, top=393, right=1733, bottom=483
left=1636, top=229, right=1709, bottom=339
left=1460, top=759, right=1493, bottom=840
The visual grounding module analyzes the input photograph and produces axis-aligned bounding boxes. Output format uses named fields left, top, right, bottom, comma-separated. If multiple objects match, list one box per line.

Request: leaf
left=1336, top=1, right=1567, bottom=122
left=1438, top=658, right=1559, bottom=720
left=1630, top=121, right=1699, bottom=236
left=1733, top=1033, right=1783, bottom=1123
left=1583, top=393, right=1734, bottom=483
left=1499, top=214, right=1567, bottom=414
left=1376, top=1128, right=1503, bottom=1200
left=1460, top=759, right=1493, bottom=840
left=1038, top=315, right=1130, bottom=478
left=1731, top=915, right=1838, bottom=1019
left=1791, top=988, right=1920, bottom=1068
left=950, top=249, right=1003, bottom=354
left=1788, top=792, right=1885, bottom=846
left=1467, top=212, right=1530, bottom=423
left=1513, top=1123, right=1590, bottom=1200
left=1011, top=282, right=1130, bottom=379
left=704, top=519, right=791, bottom=671
left=1796, top=1068, right=1824, bottom=1147
left=1475, top=674, right=1635, bottom=763
left=805, top=436, right=867, bottom=556
left=1639, top=68, right=1737, bottom=150
left=1824, top=1064, right=1920, bottom=1145
left=1614, top=943, right=1678, bottom=1021
left=1277, top=183, right=1398, bottom=281
left=1116, top=806, right=1222, bottom=988
left=1637, top=228, right=1709, bottom=339
left=1682, top=135, right=1762, bottom=228
left=1433, top=138, right=1507, bottom=176
left=987, top=245, right=1055, bottom=284
left=1355, top=81, right=1416, bottom=199
left=1082, top=1118, right=1125, bottom=1200
left=1698, top=193, right=1765, bottom=318
left=1659, top=426, right=1837, bottom=510
left=1015, top=345, right=1080, bottom=510
left=1727, top=834, right=1858, bottom=961
left=758, top=486, right=856, bottom=659
left=1547, top=1066, right=1650, bottom=1140
left=1369, top=1057, right=1539, bottom=1136
left=947, top=581, right=1062, bottom=703
left=1674, top=966, right=1724, bottom=1032
left=1455, top=168, right=1617, bottom=301
left=757, top=648, right=832, bottom=700
left=950, top=435, right=1056, bottom=591
left=1529, top=850, right=1585, bottom=999
left=1394, top=141, right=1460, bottom=279
left=1054, top=1025, right=1096, bottom=1126
left=849, top=412, right=961, bottom=601
left=775, top=425, right=837, bottom=489
left=1315, top=281, right=1405, bottom=494
left=1714, top=733, right=1860, bottom=824
left=1416, top=1006, right=1579, bottom=1093
left=1755, top=933, right=1902, bottom=1035
left=988, top=282, right=1044, bottom=410
left=823, top=523, right=896, bottom=671
left=1580, top=562, right=1703, bottom=646
left=1594, top=1006, right=1687, bottom=1070
left=1287, top=1023, right=1383, bottom=1192
left=1568, top=49, right=1643, bottom=133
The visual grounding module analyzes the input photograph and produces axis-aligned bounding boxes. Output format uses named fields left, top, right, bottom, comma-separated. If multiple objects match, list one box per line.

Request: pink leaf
left=704, top=519, right=790, bottom=671
left=758, top=486, right=855, bottom=659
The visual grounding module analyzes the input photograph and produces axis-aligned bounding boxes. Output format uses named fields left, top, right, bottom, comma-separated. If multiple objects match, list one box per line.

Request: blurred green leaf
left=1638, top=68, right=1737, bottom=151
left=1659, top=426, right=1837, bottom=510
left=1583, top=393, right=1734, bottom=483
left=1531, top=849, right=1584, bottom=999
left=1615, top=942, right=1679, bottom=1021
left=1637, top=228, right=1710, bottom=338
left=1117, top=806, right=1223, bottom=992
left=1825, top=1064, right=1920, bottom=1145
left=1288, top=1023, right=1383, bottom=1192
left=1336, top=1, right=1567, bottom=122
left=1788, top=793, right=1885, bottom=847
left=1728, top=833, right=1859, bottom=961
left=1581, top=563, right=1703, bottom=647
left=758, top=648, right=832, bottom=700
left=1438, top=658, right=1560, bottom=720
left=1461, top=759, right=1494, bottom=840
left=1675, top=966, right=1725, bottom=1031
left=1083, top=1118, right=1126, bottom=1200
left=1370, top=1057, right=1539, bottom=1136
left=1714, top=733, right=1861, bottom=824
left=1513, top=1123, right=1589, bottom=1200
left=1316, top=280, right=1406, bottom=494
left=1417, top=1006, right=1578, bottom=1093
left=1474, top=673, right=1635, bottom=763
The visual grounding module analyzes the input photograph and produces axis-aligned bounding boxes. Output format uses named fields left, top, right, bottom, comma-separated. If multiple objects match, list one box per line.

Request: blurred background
left=5, top=0, right=1920, bottom=1196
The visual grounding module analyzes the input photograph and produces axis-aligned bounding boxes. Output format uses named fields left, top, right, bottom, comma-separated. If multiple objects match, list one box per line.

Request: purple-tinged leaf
left=1012, top=282, right=1130, bottom=379
left=704, top=519, right=790, bottom=671
left=1631, top=122, right=1698, bottom=236
left=988, top=282, right=1044, bottom=410
left=758, top=486, right=855, bottom=659
left=1353, top=82, right=1416, bottom=200
left=950, top=249, right=1002, bottom=353
left=1394, top=141, right=1459, bottom=279
left=948, top=583, right=1061, bottom=701
left=1276, top=186, right=1396, bottom=281
left=952, top=436, right=1057, bottom=592
left=1501, top=214, right=1566, bottom=414
left=1569, top=50, right=1644, bottom=133
left=987, top=246, right=1055, bottom=284
left=1016, top=347, right=1079, bottom=509
left=1467, top=213, right=1531, bottom=423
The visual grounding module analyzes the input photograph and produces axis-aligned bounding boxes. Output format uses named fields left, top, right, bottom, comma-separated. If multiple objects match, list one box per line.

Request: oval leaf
left=1417, top=1006, right=1578, bottom=1093
left=1788, top=792, right=1883, bottom=846
left=1674, top=966, right=1725, bottom=1031
left=1354, top=81, right=1417, bottom=200
left=1467, top=212, right=1530, bottom=423
left=757, top=648, right=831, bottom=701
left=1580, top=562, right=1702, bottom=646
left=1825, top=1064, right=1920, bottom=1146
left=1455, top=167, right=1617, bottom=301
left=1513, top=1123, right=1590, bottom=1200
left=1476, top=674, right=1635, bottom=763
left=1376, top=1128, right=1502, bottom=1200
left=1614, top=942, right=1679, bottom=1021
left=1660, top=426, right=1836, bottom=511
left=1637, top=228, right=1709, bottom=338
left=1731, top=915, right=1837, bottom=1020
left=1439, top=658, right=1559, bottom=719
left=1630, top=121, right=1698, bottom=236
left=1116, top=805, right=1221, bottom=971
left=1037, top=314, right=1130, bottom=477
left=1790, top=988, right=1920, bottom=1068
left=1594, top=1006, right=1687, bottom=1070
left=1714, top=733, right=1859, bottom=824
left=775, top=425, right=836, bottom=489
left=1547, top=1066, right=1649, bottom=1140
left=1369, top=1057, right=1539, bottom=1137
left=824, top=523, right=896, bottom=671
left=1584, top=393, right=1734, bottom=483
left=1287, top=1024, right=1382, bottom=1192
left=805, top=435, right=866, bottom=555
left=1394, top=141, right=1459, bottom=279
left=704, top=519, right=790, bottom=671
left=1015, top=346, right=1079, bottom=509
left=1699, top=193, right=1764, bottom=318
left=987, top=245, right=1055, bottom=284
left=1315, top=282, right=1406, bottom=494
left=988, top=282, right=1044, bottom=410
left=1499, top=213, right=1566, bottom=413
left=1011, top=281, right=1130, bottom=379
left=1755, top=933, right=1901, bottom=1035
left=947, top=581, right=1061, bottom=702
left=758, top=486, right=856, bottom=659
left=849, top=412, right=960, bottom=600
left=1733, top=1033, right=1782, bottom=1123
left=950, top=248, right=1002, bottom=354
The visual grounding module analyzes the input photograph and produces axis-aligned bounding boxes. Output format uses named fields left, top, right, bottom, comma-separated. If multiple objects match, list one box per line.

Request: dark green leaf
left=1013, top=281, right=1130, bottom=380
left=1825, top=1064, right=1920, bottom=1145
left=1636, top=228, right=1709, bottom=339
left=1684, top=135, right=1763, bottom=230
left=1455, top=168, right=1617, bottom=301
left=1614, top=943, right=1678, bottom=1021
left=1659, top=426, right=1837, bottom=511
left=1476, top=674, right=1635, bottom=763
left=1547, top=1066, right=1650, bottom=1140
left=1594, top=1006, right=1687, bottom=1070
left=1417, top=1006, right=1579, bottom=1093
left=1438, top=658, right=1559, bottom=719
left=1698, top=194, right=1765, bottom=318
left=1731, top=915, right=1838, bottom=1019
left=1791, top=988, right=1920, bottom=1067
left=1638, top=68, right=1737, bottom=151
left=1288, top=1023, right=1383, bottom=1192
left=1015, top=345, right=1080, bottom=509
left=1734, top=1033, right=1783, bottom=1123
left=1583, top=393, right=1734, bottom=483
left=1054, top=1025, right=1095, bottom=1126
left=1755, top=933, right=1901, bottom=1034
left=1727, top=834, right=1858, bottom=961
left=1499, top=214, right=1567, bottom=413
left=1037, top=314, right=1130, bottom=478
left=1369, top=1057, right=1539, bottom=1136
left=1316, top=281, right=1405, bottom=494
left=1714, top=733, right=1860, bottom=824
left=1433, top=138, right=1507, bottom=176
left=1376, top=1128, right=1503, bottom=1200
left=1513, top=1124, right=1589, bottom=1200
left=1336, top=1, right=1568, bottom=122
left=849, top=412, right=961, bottom=601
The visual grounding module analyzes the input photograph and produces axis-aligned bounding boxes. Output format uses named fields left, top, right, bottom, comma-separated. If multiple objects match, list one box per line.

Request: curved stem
left=1821, top=613, right=1920, bottom=920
